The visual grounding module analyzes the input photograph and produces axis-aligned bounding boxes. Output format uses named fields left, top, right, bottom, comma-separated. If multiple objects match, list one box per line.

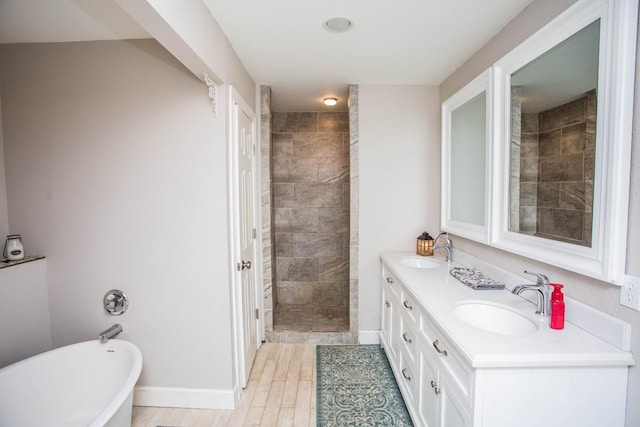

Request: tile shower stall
left=271, top=112, right=350, bottom=332
left=511, top=89, right=595, bottom=246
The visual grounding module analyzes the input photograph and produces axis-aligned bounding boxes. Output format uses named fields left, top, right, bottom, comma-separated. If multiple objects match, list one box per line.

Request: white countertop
left=381, top=252, right=635, bottom=369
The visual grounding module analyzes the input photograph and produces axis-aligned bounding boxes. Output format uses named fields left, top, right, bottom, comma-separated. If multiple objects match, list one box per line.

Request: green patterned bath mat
left=316, top=345, right=414, bottom=426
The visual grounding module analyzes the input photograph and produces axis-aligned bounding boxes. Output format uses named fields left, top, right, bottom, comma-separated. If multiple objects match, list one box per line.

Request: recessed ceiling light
left=323, top=97, right=338, bottom=106
left=323, top=17, right=353, bottom=33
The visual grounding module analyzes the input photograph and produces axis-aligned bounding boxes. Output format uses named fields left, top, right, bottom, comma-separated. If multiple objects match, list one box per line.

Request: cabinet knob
left=402, top=332, right=412, bottom=344
left=401, top=368, right=411, bottom=381
left=386, top=277, right=394, bottom=284
left=432, top=339, right=448, bottom=357
left=403, top=300, right=413, bottom=310
left=385, top=300, right=391, bottom=308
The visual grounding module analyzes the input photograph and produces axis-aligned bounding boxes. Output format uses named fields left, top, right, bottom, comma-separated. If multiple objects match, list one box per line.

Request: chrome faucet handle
left=524, top=271, right=549, bottom=286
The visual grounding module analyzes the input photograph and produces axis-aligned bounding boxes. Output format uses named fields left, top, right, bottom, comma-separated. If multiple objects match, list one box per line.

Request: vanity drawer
left=399, top=316, right=418, bottom=366
left=397, top=345, right=417, bottom=403
left=399, top=290, right=418, bottom=326
left=381, top=266, right=401, bottom=300
left=420, top=313, right=472, bottom=402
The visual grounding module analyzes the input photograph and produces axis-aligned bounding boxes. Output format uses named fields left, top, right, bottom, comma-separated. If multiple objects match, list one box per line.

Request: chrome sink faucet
left=512, top=271, right=551, bottom=316
left=433, top=232, right=452, bottom=262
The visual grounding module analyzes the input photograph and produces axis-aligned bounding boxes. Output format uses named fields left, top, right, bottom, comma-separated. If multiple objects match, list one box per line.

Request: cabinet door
left=418, top=345, right=439, bottom=427
left=439, top=375, right=471, bottom=427
left=381, top=285, right=395, bottom=359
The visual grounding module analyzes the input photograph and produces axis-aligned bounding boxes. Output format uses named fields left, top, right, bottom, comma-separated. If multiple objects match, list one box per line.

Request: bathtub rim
left=0, top=338, right=143, bottom=427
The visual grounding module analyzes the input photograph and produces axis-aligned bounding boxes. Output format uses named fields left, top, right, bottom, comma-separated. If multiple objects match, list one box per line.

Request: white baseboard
left=134, top=386, right=236, bottom=409
left=359, top=330, right=381, bottom=345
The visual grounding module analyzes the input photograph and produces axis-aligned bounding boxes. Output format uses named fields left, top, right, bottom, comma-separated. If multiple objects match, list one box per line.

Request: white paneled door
left=231, top=88, right=258, bottom=389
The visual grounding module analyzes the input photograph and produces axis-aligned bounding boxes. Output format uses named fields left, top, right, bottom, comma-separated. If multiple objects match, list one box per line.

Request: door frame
left=227, top=85, right=262, bottom=402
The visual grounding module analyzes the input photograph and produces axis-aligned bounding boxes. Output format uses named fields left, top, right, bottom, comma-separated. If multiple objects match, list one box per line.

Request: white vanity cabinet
left=417, top=315, right=471, bottom=427
left=379, top=254, right=633, bottom=427
left=381, top=264, right=471, bottom=427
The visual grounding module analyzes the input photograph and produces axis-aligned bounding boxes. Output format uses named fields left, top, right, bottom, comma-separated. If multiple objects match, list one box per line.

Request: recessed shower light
left=323, top=97, right=338, bottom=106
left=323, top=17, right=353, bottom=33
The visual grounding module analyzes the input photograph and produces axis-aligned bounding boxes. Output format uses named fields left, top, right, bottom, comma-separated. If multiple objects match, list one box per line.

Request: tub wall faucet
left=512, top=271, right=551, bottom=316
left=99, top=323, right=123, bottom=343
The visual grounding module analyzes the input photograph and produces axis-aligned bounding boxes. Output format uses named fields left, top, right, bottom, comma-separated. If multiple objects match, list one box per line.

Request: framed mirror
left=491, top=0, right=637, bottom=284
left=441, top=69, right=492, bottom=243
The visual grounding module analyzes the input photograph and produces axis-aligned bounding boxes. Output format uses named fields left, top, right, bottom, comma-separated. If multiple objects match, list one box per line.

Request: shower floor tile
left=274, top=304, right=349, bottom=332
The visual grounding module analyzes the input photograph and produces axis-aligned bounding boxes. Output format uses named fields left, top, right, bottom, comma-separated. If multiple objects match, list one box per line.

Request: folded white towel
left=449, top=267, right=505, bottom=290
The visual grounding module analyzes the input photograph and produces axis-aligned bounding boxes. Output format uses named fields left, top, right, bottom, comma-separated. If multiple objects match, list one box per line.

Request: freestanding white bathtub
left=0, top=339, right=142, bottom=427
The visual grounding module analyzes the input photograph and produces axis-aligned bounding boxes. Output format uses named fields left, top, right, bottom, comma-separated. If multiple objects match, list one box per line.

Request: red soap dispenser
left=550, top=283, right=565, bottom=330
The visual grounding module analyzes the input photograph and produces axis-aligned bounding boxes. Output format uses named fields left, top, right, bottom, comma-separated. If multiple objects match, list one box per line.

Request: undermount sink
left=454, top=302, right=539, bottom=336
left=400, top=257, right=440, bottom=269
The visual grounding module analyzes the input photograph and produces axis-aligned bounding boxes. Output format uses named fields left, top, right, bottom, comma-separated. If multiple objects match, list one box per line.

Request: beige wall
left=0, top=260, right=51, bottom=367
left=439, top=0, right=640, bottom=425
left=358, top=85, right=441, bottom=331
left=0, top=88, right=8, bottom=238
left=0, top=39, right=237, bottom=392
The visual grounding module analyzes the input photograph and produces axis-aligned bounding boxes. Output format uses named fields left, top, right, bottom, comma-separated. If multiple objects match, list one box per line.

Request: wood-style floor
left=131, top=343, right=317, bottom=427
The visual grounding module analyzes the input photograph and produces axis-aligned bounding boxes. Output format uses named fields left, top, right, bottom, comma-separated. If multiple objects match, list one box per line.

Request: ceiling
left=0, top=0, right=537, bottom=112
left=0, top=0, right=149, bottom=43
left=203, top=0, right=535, bottom=111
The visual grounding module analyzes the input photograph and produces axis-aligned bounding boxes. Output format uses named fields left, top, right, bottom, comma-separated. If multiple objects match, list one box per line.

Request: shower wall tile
left=260, top=86, right=274, bottom=332
left=539, top=97, right=585, bottom=132
left=318, top=257, right=349, bottom=281
left=273, top=133, right=293, bottom=157
left=559, top=182, right=586, bottom=210
left=294, top=183, right=344, bottom=207
left=522, top=113, right=539, bottom=134
left=274, top=183, right=294, bottom=207
left=274, top=207, right=349, bottom=233
left=318, top=208, right=350, bottom=233
left=273, top=158, right=320, bottom=183
left=519, top=206, right=537, bottom=233
left=293, top=233, right=344, bottom=258
left=586, top=89, right=597, bottom=116
left=536, top=182, right=559, bottom=208
left=313, top=281, right=347, bottom=306
left=272, top=111, right=350, bottom=324
left=277, top=281, right=315, bottom=304
left=318, top=157, right=349, bottom=183
left=520, top=133, right=539, bottom=158
left=319, top=112, right=349, bottom=132
left=585, top=117, right=596, bottom=150
left=537, top=208, right=584, bottom=241
left=273, top=112, right=318, bottom=133
left=348, top=84, right=359, bottom=340
left=584, top=148, right=595, bottom=182
left=539, top=153, right=583, bottom=182
left=585, top=181, right=593, bottom=213
left=520, top=158, right=539, bottom=182
left=275, top=233, right=293, bottom=257
left=518, top=91, right=594, bottom=247
left=293, top=133, right=343, bottom=158
left=561, top=123, right=586, bottom=154
left=520, top=182, right=538, bottom=206
left=539, top=129, right=561, bottom=157
left=277, top=257, right=319, bottom=281
left=261, top=86, right=271, bottom=114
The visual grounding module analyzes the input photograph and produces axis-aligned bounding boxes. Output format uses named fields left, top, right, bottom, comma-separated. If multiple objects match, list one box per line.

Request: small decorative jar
left=3, top=234, right=25, bottom=261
